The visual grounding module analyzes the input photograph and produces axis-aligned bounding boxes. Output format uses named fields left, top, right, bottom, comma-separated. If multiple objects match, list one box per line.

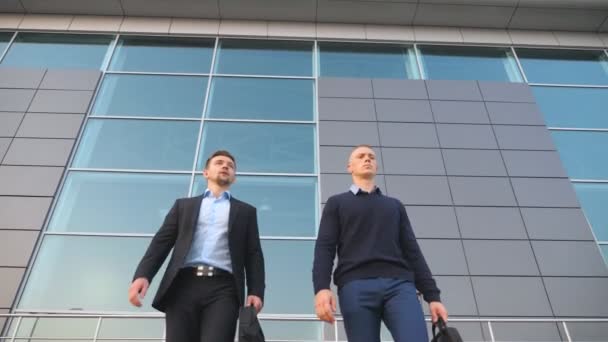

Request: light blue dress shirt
left=183, top=189, right=233, bottom=273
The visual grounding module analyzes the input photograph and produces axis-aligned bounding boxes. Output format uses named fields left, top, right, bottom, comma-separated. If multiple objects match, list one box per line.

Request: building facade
left=1, top=1, right=608, bottom=341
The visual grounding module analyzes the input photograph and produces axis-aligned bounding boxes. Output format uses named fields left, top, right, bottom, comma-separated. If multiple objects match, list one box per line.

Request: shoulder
left=326, top=191, right=352, bottom=204
left=231, top=197, right=256, bottom=212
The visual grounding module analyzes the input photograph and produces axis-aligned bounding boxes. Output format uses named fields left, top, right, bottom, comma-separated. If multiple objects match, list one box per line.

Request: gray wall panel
left=0, top=138, right=10, bottom=161
left=456, top=207, right=528, bottom=239
left=381, top=148, right=445, bottom=175
left=28, top=90, right=94, bottom=113
left=0, top=230, right=38, bottom=267
left=375, top=99, right=433, bottom=122
left=320, top=146, right=384, bottom=174
left=427, top=276, right=478, bottom=316
left=0, top=197, right=52, bottom=230
left=502, top=150, right=568, bottom=177
left=319, top=121, right=380, bottom=146
left=0, top=89, right=36, bottom=112
left=472, top=277, right=553, bottom=316
left=3, top=138, right=74, bottom=166
left=436, top=124, right=498, bottom=149
left=16, top=113, right=85, bottom=139
left=431, top=101, right=490, bottom=124
left=318, top=78, right=372, bottom=98
left=464, top=240, right=539, bottom=276
left=0, top=112, right=24, bottom=137
left=385, top=175, right=452, bottom=205
left=0, top=166, right=63, bottom=196
left=0, top=268, right=24, bottom=308
left=494, top=125, right=556, bottom=150
left=426, top=80, right=483, bottom=101
left=39, top=70, right=102, bottom=91
left=372, top=79, right=428, bottom=100
left=565, top=322, right=608, bottom=342
left=478, top=82, right=536, bottom=103
left=418, top=240, right=469, bottom=276
left=485, top=102, right=546, bottom=125
left=511, top=178, right=580, bottom=207
left=406, top=206, right=460, bottom=239
left=449, top=177, right=516, bottom=206
left=0, top=68, right=45, bottom=89
left=318, top=98, right=376, bottom=121
left=442, top=149, right=507, bottom=176
left=378, top=122, right=439, bottom=148
left=520, top=208, right=595, bottom=240
left=321, top=174, right=386, bottom=203
left=532, top=241, right=608, bottom=276
left=544, top=278, right=608, bottom=317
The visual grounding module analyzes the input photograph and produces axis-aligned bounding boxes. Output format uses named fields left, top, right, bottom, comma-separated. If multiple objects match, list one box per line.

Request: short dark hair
left=204, top=150, right=236, bottom=169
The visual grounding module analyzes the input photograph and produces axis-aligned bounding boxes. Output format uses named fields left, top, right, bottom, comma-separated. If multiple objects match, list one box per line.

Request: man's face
left=347, top=146, right=377, bottom=178
left=203, top=155, right=236, bottom=186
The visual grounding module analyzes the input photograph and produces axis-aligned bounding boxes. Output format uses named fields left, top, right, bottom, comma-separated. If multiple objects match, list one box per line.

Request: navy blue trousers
left=338, top=278, right=428, bottom=342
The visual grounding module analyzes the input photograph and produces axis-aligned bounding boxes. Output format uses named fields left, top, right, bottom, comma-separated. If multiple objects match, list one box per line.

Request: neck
left=207, top=182, right=230, bottom=198
left=352, top=177, right=375, bottom=193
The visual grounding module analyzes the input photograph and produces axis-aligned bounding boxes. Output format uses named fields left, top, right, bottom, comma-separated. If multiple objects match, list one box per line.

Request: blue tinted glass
left=215, top=39, right=313, bottom=76
left=517, top=49, right=608, bottom=85
left=99, top=318, right=164, bottom=339
left=92, top=74, right=207, bottom=118
left=48, top=172, right=189, bottom=234
left=261, top=240, right=314, bottom=314
left=420, top=45, right=522, bottom=82
left=551, top=131, right=608, bottom=179
left=0, top=32, right=12, bottom=56
left=109, top=36, right=214, bottom=73
left=9, top=317, right=98, bottom=339
left=193, top=176, right=317, bottom=237
left=198, top=122, right=315, bottom=173
left=260, top=321, right=322, bottom=341
left=1, top=33, right=112, bottom=69
left=206, top=77, right=314, bottom=121
left=319, top=42, right=418, bottom=79
left=533, top=87, right=608, bottom=128
left=18, top=235, right=161, bottom=311
left=574, top=183, right=608, bottom=241
left=73, top=119, right=199, bottom=170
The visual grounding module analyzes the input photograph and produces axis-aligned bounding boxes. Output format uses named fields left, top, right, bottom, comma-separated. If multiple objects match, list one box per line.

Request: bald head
left=347, top=145, right=377, bottom=179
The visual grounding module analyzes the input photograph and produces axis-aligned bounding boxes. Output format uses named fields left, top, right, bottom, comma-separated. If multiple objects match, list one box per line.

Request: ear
left=346, top=161, right=353, bottom=174
left=203, top=168, right=210, bottom=179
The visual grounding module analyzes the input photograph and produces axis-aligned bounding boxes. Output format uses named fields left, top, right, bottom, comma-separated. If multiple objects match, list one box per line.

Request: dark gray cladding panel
left=318, top=78, right=373, bottom=98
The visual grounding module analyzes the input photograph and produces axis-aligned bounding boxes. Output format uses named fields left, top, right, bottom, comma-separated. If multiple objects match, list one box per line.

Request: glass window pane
left=206, top=77, right=314, bottom=121
left=0, top=32, right=13, bottom=55
left=18, top=236, right=160, bottom=311
left=98, top=318, right=164, bottom=339
left=532, top=87, right=608, bottom=128
left=574, top=183, right=608, bottom=241
left=1, top=33, right=112, bottom=69
left=109, top=36, right=213, bottom=73
left=420, top=45, right=522, bottom=82
left=260, top=320, right=323, bottom=341
left=517, top=49, right=608, bottom=85
left=73, top=119, right=199, bottom=170
left=92, top=74, right=207, bottom=118
left=198, top=122, right=315, bottom=173
left=193, top=176, right=317, bottom=237
left=10, top=317, right=98, bottom=339
left=48, top=172, right=189, bottom=234
left=215, top=39, right=313, bottom=76
left=261, top=240, right=314, bottom=314
left=551, top=131, right=608, bottom=180
left=319, top=42, right=418, bottom=79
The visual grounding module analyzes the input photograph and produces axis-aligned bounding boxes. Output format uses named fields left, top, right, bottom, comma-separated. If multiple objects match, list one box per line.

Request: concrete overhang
left=1, top=0, right=608, bottom=32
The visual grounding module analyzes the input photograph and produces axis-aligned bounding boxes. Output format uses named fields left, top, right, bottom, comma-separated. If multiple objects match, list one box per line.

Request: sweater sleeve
left=312, top=196, right=340, bottom=294
left=398, top=202, right=441, bottom=303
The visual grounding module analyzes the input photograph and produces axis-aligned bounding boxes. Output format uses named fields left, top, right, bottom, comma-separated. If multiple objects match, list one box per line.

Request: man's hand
left=429, top=301, right=448, bottom=323
left=314, top=289, right=337, bottom=324
left=128, top=277, right=150, bottom=307
left=246, top=295, right=263, bottom=313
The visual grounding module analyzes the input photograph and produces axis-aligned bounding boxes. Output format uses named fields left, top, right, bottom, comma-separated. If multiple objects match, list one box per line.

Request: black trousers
left=164, top=269, right=239, bottom=342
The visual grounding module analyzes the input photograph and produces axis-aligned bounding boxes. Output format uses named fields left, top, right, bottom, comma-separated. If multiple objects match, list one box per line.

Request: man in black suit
left=128, top=150, right=265, bottom=342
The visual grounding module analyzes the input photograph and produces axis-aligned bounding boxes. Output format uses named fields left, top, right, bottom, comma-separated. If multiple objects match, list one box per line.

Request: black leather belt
left=183, top=265, right=231, bottom=277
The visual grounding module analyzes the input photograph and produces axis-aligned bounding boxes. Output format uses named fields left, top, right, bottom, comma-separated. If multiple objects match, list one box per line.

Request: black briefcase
left=238, top=306, right=265, bottom=342
left=431, top=318, right=463, bottom=342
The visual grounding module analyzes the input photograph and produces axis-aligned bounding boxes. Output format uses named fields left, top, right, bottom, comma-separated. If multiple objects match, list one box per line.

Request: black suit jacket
left=133, top=195, right=265, bottom=312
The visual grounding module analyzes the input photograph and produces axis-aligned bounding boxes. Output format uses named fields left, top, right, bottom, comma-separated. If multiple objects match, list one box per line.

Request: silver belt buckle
left=196, top=265, right=214, bottom=276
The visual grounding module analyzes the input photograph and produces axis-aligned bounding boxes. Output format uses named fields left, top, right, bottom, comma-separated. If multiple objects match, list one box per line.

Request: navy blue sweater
left=313, top=189, right=441, bottom=303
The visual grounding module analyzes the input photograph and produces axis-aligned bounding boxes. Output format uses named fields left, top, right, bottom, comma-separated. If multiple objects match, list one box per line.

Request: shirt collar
left=203, top=189, right=231, bottom=200
left=349, top=184, right=381, bottom=195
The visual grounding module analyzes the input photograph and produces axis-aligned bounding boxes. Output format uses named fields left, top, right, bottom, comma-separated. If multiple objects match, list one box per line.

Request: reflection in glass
left=261, top=240, right=314, bottom=314
left=319, top=42, right=419, bottom=79
left=98, top=318, right=164, bottom=339
left=1, top=33, right=112, bottom=69
left=73, top=119, right=199, bottom=170
left=9, top=317, right=97, bottom=340
left=260, top=320, right=322, bottom=341
left=109, top=36, right=214, bottom=73
left=533, top=87, right=608, bottom=128
left=193, top=176, right=317, bottom=237
left=0, top=32, right=13, bottom=56
left=198, top=122, right=315, bottom=173
left=517, top=48, right=608, bottom=85
left=92, top=74, right=207, bottom=118
left=215, top=39, right=313, bottom=76
left=18, top=236, right=161, bottom=312
left=574, top=183, right=608, bottom=241
left=419, top=45, right=522, bottom=82
left=48, top=172, right=189, bottom=234
left=206, top=77, right=314, bottom=121
left=551, top=131, right=608, bottom=180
